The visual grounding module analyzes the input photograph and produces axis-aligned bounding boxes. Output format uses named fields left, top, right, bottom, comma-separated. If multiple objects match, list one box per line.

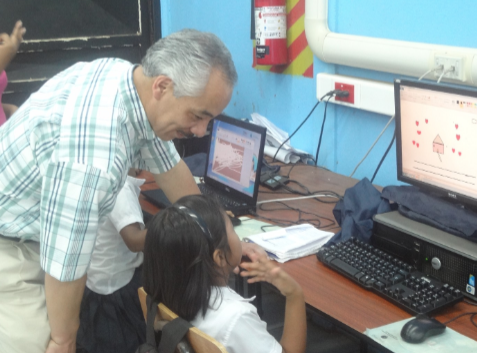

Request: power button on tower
left=431, top=257, right=442, bottom=270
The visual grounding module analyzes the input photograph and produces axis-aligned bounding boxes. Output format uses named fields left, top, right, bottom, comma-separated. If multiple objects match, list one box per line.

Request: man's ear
left=213, top=249, right=227, bottom=268
left=152, top=75, right=173, bottom=101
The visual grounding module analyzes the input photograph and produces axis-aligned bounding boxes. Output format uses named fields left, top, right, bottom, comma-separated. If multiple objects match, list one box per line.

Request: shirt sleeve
left=225, top=310, right=283, bottom=353
left=107, top=179, right=144, bottom=233
left=138, top=137, right=180, bottom=174
left=40, top=161, right=116, bottom=282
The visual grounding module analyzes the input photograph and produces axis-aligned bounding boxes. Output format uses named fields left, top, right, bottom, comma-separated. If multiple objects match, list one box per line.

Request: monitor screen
left=395, top=79, right=477, bottom=207
left=206, top=118, right=264, bottom=197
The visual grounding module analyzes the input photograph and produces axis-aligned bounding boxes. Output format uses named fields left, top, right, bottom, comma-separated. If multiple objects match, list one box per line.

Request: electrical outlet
left=316, top=73, right=394, bottom=116
left=434, top=54, right=464, bottom=81
left=334, top=82, right=355, bottom=104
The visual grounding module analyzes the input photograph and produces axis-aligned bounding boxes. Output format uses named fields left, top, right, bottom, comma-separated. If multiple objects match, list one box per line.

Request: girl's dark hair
left=142, top=194, right=230, bottom=321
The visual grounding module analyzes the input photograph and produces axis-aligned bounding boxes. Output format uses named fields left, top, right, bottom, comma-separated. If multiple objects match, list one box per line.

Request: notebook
left=142, top=114, right=267, bottom=216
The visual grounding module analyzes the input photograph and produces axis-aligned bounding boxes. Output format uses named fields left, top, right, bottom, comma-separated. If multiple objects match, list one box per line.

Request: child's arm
left=240, top=259, right=306, bottom=353
left=2, top=103, right=18, bottom=119
left=119, top=223, right=147, bottom=252
left=0, top=21, right=25, bottom=72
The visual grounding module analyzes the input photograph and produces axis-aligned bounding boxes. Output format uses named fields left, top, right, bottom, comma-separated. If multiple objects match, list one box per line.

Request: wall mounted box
left=317, top=73, right=395, bottom=116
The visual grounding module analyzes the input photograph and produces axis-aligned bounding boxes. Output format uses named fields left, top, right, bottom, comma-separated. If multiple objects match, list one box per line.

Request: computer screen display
left=206, top=118, right=264, bottom=197
left=395, top=79, right=477, bottom=207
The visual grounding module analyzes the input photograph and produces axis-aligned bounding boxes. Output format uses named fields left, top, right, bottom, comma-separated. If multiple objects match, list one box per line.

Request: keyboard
left=198, top=184, right=243, bottom=208
left=316, top=237, right=464, bottom=315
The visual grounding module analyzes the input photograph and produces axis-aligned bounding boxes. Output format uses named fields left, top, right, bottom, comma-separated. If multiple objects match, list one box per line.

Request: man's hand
left=45, top=274, right=86, bottom=353
left=46, top=338, right=76, bottom=353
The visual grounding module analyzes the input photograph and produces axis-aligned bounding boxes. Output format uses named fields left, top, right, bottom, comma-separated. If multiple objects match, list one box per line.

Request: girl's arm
left=0, top=21, right=25, bottom=73
left=2, top=103, right=18, bottom=119
left=119, top=223, right=147, bottom=252
left=240, top=259, right=307, bottom=353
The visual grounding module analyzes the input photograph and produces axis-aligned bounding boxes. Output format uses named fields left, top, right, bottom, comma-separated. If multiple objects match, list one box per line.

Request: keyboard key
left=432, top=298, right=446, bottom=307
left=365, top=278, right=376, bottom=286
left=329, top=258, right=360, bottom=277
left=354, top=272, right=366, bottom=280
left=419, top=304, right=432, bottom=312
left=390, top=274, right=404, bottom=284
left=359, top=275, right=372, bottom=284
left=402, top=298, right=413, bottom=306
left=373, top=281, right=385, bottom=291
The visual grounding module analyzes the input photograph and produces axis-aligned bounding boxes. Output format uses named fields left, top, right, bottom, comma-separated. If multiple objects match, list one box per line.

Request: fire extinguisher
left=255, top=0, right=288, bottom=65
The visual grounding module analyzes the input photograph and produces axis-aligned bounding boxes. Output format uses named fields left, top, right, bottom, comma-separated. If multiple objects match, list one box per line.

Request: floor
left=233, top=276, right=362, bottom=353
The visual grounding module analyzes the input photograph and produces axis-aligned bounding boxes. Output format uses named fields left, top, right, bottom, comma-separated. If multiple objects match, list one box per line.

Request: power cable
left=314, top=95, right=333, bottom=166
left=370, top=130, right=396, bottom=184
left=272, top=89, right=341, bottom=163
left=418, top=65, right=444, bottom=81
left=437, top=66, right=455, bottom=84
left=349, top=115, right=395, bottom=178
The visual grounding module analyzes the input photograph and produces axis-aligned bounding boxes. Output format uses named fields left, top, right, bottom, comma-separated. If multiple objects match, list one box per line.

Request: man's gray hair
left=142, top=29, right=237, bottom=98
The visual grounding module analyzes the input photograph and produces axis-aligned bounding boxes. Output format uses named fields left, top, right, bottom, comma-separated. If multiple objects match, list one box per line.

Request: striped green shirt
left=0, top=58, right=180, bottom=281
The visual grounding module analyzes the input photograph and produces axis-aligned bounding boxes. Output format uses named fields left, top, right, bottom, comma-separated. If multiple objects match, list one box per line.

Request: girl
left=143, top=195, right=306, bottom=353
left=0, top=20, right=25, bottom=126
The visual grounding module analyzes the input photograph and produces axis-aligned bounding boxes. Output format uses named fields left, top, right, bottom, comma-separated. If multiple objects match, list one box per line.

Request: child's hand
left=0, top=21, right=26, bottom=52
left=239, top=258, right=302, bottom=298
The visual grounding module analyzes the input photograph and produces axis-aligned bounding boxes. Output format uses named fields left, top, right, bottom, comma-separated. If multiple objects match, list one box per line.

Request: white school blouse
left=191, top=286, right=282, bottom=353
left=86, top=176, right=145, bottom=295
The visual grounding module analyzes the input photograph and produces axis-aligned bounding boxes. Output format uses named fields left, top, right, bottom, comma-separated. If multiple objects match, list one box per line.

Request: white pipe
left=305, top=0, right=477, bottom=86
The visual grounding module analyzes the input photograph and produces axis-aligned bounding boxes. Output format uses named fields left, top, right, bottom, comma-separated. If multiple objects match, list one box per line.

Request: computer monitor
left=395, top=79, right=477, bottom=209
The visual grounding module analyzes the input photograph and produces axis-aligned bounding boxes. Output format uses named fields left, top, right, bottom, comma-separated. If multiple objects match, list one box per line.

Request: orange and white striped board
left=253, top=0, right=313, bottom=78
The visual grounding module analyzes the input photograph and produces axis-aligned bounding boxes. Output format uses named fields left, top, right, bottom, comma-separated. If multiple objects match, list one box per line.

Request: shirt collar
left=213, top=286, right=256, bottom=303
left=118, top=65, right=157, bottom=141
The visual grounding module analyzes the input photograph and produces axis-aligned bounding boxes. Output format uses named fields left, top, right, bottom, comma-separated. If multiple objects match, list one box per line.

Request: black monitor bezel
left=203, top=114, right=267, bottom=205
left=395, top=78, right=477, bottom=209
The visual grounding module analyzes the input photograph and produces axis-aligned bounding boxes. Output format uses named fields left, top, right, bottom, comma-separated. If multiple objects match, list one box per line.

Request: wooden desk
left=137, top=164, right=477, bottom=350
left=256, top=163, right=477, bottom=347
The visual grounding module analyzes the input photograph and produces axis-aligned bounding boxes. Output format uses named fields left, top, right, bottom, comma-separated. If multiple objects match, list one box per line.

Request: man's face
left=147, top=68, right=233, bottom=141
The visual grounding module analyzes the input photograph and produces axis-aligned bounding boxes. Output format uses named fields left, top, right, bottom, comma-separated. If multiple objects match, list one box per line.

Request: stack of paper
left=250, top=113, right=313, bottom=164
left=243, top=224, right=334, bottom=263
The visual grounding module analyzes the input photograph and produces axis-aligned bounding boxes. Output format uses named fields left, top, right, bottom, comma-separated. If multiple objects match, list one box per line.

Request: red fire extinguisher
left=255, top=0, right=288, bottom=65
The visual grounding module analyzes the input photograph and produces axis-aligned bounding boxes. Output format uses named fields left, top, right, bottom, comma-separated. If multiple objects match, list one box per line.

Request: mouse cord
left=442, top=312, right=477, bottom=328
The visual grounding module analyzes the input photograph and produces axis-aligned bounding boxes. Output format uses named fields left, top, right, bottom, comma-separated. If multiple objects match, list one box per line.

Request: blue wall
left=158, top=0, right=476, bottom=187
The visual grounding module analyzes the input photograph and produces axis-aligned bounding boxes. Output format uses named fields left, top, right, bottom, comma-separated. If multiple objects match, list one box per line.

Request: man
left=0, top=29, right=243, bottom=353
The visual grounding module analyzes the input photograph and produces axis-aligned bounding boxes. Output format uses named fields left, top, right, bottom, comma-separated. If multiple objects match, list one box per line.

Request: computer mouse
left=400, top=314, right=446, bottom=344
left=229, top=215, right=241, bottom=227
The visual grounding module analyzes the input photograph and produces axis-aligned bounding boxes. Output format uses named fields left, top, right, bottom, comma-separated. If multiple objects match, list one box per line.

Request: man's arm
left=153, top=159, right=200, bottom=203
left=45, top=274, right=87, bottom=353
left=120, top=222, right=147, bottom=252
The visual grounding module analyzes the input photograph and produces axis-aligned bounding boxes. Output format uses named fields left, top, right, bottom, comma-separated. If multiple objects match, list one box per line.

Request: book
left=243, top=224, right=334, bottom=263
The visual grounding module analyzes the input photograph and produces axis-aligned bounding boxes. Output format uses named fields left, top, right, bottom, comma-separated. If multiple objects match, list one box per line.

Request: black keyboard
left=316, top=237, right=464, bottom=315
left=198, top=184, right=243, bottom=208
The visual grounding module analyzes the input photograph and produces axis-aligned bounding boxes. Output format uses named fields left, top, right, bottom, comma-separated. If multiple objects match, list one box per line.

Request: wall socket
left=434, top=54, right=464, bottom=81
left=316, top=73, right=394, bottom=116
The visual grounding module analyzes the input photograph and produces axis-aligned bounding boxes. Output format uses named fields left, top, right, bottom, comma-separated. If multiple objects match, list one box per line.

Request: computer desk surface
left=137, top=165, right=477, bottom=348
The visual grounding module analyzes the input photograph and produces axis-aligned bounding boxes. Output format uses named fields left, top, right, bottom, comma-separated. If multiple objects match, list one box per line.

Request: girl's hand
left=0, top=21, right=26, bottom=52
left=239, top=258, right=302, bottom=298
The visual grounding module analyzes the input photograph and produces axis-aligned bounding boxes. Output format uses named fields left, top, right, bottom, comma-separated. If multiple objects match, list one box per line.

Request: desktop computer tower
left=372, top=211, right=477, bottom=301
